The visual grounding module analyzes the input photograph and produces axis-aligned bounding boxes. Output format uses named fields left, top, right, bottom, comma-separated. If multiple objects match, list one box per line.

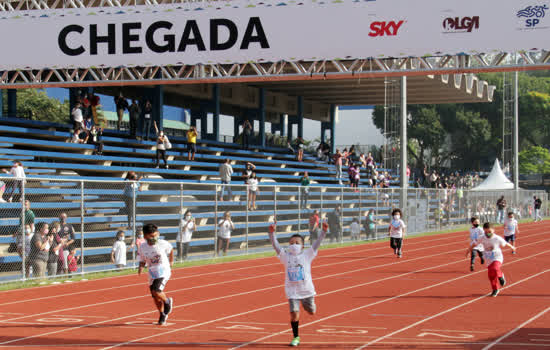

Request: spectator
left=142, top=100, right=153, bottom=141
left=81, top=93, right=91, bottom=119
left=89, top=125, right=104, bottom=155
left=295, top=137, right=305, bottom=162
left=534, top=195, right=543, bottom=222
left=217, top=211, right=235, bottom=257
left=242, top=162, right=256, bottom=183
left=309, top=210, right=320, bottom=242
left=89, top=92, right=101, bottom=126
left=247, top=172, right=259, bottom=211
left=29, top=222, right=51, bottom=278
left=364, top=209, right=376, bottom=240
left=123, top=172, right=141, bottom=230
left=327, top=207, right=342, bottom=242
left=14, top=224, right=33, bottom=276
left=242, top=119, right=252, bottom=149
left=186, top=126, right=198, bottom=161
left=71, top=102, right=84, bottom=130
left=430, top=171, right=438, bottom=188
left=350, top=218, right=361, bottom=240
left=128, top=99, right=141, bottom=138
left=333, top=149, right=343, bottom=185
left=178, top=210, right=196, bottom=261
left=2, top=160, right=26, bottom=203
left=342, top=148, right=349, bottom=166
left=286, top=141, right=295, bottom=156
left=71, top=126, right=88, bottom=144
left=349, top=145, right=357, bottom=163
left=114, top=93, right=129, bottom=131
left=153, top=121, right=170, bottom=169
left=0, top=180, right=5, bottom=202
left=131, top=227, right=146, bottom=263
left=219, top=159, right=233, bottom=202
left=46, top=222, right=64, bottom=277
left=348, top=163, right=359, bottom=190
left=84, top=115, right=94, bottom=133
left=111, top=230, right=127, bottom=269
left=359, top=153, right=367, bottom=168
left=58, top=212, right=76, bottom=275
left=67, top=247, right=80, bottom=275
left=496, top=196, right=506, bottom=224
left=300, top=172, right=311, bottom=208
left=366, top=152, right=375, bottom=170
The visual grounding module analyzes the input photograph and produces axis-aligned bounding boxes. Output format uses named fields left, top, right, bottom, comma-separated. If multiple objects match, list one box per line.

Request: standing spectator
left=3, top=161, right=26, bottom=203
left=496, top=196, right=506, bottom=224
left=333, top=149, right=343, bottom=185
left=217, top=211, right=235, bottom=256
left=364, top=209, right=376, bottom=240
left=247, top=172, right=259, bottom=211
left=177, top=210, right=196, bottom=261
left=350, top=218, right=361, bottom=240
left=242, top=162, right=256, bottom=183
left=308, top=210, right=320, bottom=242
left=186, top=126, right=198, bottom=161
left=47, top=222, right=64, bottom=277
left=89, top=126, right=104, bottom=155
left=130, top=227, right=147, bottom=264
left=81, top=93, right=91, bottom=119
left=58, top=212, right=76, bottom=275
left=66, top=247, right=80, bottom=275
left=128, top=99, right=141, bottom=138
left=114, top=93, right=129, bottom=131
left=242, top=119, right=252, bottom=149
left=327, top=207, right=342, bottom=242
left=348, top=163, right=359, bottom=190
left=14, top=224, right=33, bottom=276
left=29, top=222, right=51, bottom=278
left=299, top=172, right=311, bottom=208
left=295, top=137, right=305, bottom=162
left=153, top=121, right=170, bottom=169
left=359, top=153, right=367, bottom=169
left=71, top=102, right=84, bottom=130
left=219, top=159, right=234, bottom=202
left=534, top=195, right=543, bottom=222
left=430, top=171, right=438, bottom=188
left=89, top=92, right=101, bottom=126
left=111, top=230, right=127, bottom=269
left=142, top=100, right=153, bottom=141
left=123, top=172, right=141, bottom=231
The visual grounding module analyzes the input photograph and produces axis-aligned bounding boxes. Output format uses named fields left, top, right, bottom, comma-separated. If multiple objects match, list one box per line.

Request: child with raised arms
left=503, top=211, right=519, bottom=254
left=138, top=223, right=174, bottom=325
left=268, top=220, right=327, bottom=347
left=468, top=217, right=485, bottom=271
left=470, top=222, right=516, bottom=297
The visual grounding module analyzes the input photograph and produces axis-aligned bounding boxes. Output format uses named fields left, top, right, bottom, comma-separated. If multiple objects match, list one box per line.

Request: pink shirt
left=334, top=154, right=342, bottom=166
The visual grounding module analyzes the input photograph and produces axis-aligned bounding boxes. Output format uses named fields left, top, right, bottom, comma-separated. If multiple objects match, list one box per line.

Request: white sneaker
left=0, top=198, right=6, bottom=203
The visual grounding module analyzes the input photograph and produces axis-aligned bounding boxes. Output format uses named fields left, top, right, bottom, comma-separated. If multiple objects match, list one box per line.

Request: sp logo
left=368, top=20, right=404, bottom=37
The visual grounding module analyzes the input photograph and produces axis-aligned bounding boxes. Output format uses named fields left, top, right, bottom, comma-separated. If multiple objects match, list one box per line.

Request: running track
left=0, top=221, right=549, bottom=349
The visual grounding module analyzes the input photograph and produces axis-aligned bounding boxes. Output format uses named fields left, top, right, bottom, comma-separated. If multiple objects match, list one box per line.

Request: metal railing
left=0, top=175, right=547, bottom=283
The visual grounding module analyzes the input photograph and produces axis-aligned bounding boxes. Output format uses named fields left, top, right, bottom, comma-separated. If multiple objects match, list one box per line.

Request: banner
left=0, top=0, right=549, bottom=71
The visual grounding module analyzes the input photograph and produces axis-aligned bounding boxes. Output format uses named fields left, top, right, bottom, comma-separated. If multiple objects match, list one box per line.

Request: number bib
left=287, top=266, right=305, bottom=282
left=149, top=265, right=164, bottom=279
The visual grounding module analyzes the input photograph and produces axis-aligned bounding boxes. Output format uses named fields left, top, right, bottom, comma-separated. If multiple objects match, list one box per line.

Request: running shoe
left=499, top=275, right=506, bottom=287
left=290, top=336, right=300, bottom=347
left=470, top=264, right=474, bottom=272
left=164, top=297, right=173, bottom=315
left=512, top=250, right=516, bottom=255
left=158, top=312, right=168, bottom=325
left=491, top=289, right=499, bottom=297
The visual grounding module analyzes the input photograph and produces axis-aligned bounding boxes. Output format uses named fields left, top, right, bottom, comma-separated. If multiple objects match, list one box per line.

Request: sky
left=46, top=88, right=385, bottom=147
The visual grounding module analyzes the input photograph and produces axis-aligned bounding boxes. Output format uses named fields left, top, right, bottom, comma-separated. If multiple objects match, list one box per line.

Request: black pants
left=390, top=237, right=403, bottom=254
left=156, top=149, right=167, bottom=167
left=124, top=197, right=135, bottom=229
left=470, top=249, right=484, bottom=265
left=177, top=242, right=190, bottom=260
left=129, top=116, right=137, bottom=138
left=4, top=180, right=23, bottom=201
left=243, top=133, right=250, bottom=149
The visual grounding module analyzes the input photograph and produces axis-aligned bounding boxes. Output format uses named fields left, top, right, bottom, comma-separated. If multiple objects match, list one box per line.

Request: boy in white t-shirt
left=503, top=212, right=520, bottom=255
left=111, top=230, right=127, bottom=269
left=268, top=220, right=327, bottom=347
left=471, top=222, right=516, bottom=297
left=468, top=217, right=485, bottom=271
left=350, top=218, right=361, bottom=240
left=388, top=208, right=406, bottom=258
left=138, top=223, right=174, bottom=325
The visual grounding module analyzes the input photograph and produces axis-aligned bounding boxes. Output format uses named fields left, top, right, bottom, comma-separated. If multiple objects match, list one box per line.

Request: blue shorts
left=504, top=235, right=515, bottom=242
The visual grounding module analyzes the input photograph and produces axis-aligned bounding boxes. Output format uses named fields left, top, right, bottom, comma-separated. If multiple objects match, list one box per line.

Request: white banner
left=0, top=0, right=549, bottom=70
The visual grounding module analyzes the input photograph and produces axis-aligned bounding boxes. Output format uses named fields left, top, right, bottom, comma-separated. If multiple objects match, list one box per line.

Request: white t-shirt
left=72, top=107, right=83, bottom=123
left=389, top=219, right=406, bottom=238
left=474, top=234, right=508, bottom=265
left=469, top=226, right=485, bottom=251
left=139, top=239, right=173, bottom=283
left=248, top=178, right=258, bottom=192
left=218, top=219, right=233, bottom=239
left=351, top=222, right=361, bottom=235
left=10, top=165, right=25, bottom=179
left=279, top=247, right=318, bottom=299
left=112, top=240, right=127, bottom=266
left=503, top=218, right=518, bottom=236
left=178, top=219, right=195, bottom=243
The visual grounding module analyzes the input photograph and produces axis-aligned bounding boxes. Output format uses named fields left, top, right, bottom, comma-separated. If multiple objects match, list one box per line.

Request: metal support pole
left=340, top=186, right=344, bottom=243
left=375, top=188, right=379, bottom=240
left=180, top=182, right=185, bottom=262
left=20, top=180, right=26, bottom=280
left=400, top=76, right=408, bottom=215
left=245, top=185, right=249, bottom=254
left=80, top=180, right=85, bottom=274
left=274, top=186, right=278, bottom=221
left=214, top=183, right=218, bottom=258
left=298, top=186, right=301, bottom=236
left=359, top=187, right=362, bottom=239
left=132, top=183, right=136, bottom=267
left=513, top=71, right=520, bottom=205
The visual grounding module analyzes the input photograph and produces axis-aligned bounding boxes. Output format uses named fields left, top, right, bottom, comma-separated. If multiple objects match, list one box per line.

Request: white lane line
left=356, top=268, right=550, bottom=349
left=482, top=305, right=550, bottom=349
left=421, top=329, right=492, bottom=334
left=228, top=245, right=550, bottom=350
left=0, top=231, right=458, bottom=306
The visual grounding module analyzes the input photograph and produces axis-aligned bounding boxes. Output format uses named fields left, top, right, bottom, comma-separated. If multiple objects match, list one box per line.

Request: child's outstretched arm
left=312, top=222, right=328, bottom=252
left=268, top=222, right=281, bottom=255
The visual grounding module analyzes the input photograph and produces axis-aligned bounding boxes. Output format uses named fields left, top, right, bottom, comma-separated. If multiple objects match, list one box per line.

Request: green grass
left=0, top=218, right=543, bottom=292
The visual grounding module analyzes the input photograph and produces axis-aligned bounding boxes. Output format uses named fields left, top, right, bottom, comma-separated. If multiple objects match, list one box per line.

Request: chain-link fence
left=0, top=175, right=547, bottom=283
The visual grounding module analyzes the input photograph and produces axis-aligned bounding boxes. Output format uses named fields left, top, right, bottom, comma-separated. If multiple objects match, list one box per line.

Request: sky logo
left=517, top=4, right=549, bottom=28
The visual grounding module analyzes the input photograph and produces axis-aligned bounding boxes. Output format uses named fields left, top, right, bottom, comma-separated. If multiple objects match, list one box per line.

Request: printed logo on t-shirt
left=287, top=265, right=305, bottom=282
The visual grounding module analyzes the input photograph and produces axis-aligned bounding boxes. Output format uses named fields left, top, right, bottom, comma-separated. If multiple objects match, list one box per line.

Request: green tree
left=12, top=89, right=70, bottom=124
left=519, top=146, right=550, bottom=174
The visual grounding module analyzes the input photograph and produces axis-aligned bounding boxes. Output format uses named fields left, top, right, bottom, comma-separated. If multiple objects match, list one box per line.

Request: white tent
left=472, top=159, right=515, bottom=191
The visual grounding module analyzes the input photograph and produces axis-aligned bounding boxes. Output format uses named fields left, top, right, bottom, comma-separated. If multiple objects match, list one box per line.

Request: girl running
left=503, top=211, right=519, bottom=254
left=467, top=217, right=485, bottom=271
left=268, top=221, right=327, bottom=347
left=470, top=222, right=516, bottom=297
left=389, top=208, right=406, bottom=258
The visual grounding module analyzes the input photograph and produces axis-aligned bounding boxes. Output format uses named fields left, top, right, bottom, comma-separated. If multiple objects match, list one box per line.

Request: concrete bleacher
left=0, top=116, right=415, bottom=276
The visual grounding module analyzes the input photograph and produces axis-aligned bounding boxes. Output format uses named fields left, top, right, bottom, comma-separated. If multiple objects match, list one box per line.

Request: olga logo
left=517, top=4, right=549, bottom=28
left=442, top=16, right=479, bottom=33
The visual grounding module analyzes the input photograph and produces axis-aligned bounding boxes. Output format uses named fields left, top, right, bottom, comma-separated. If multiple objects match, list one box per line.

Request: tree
left=519, top=146, right=550, bottom=174
left=11, top=89, right=70, bottom=124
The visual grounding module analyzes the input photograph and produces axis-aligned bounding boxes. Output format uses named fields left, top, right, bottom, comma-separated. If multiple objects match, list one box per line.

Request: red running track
left=0, top=221, right=549, bottom=349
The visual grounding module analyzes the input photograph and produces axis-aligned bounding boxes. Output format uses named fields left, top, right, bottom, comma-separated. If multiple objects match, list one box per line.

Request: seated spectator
left=71, top=126, right=88, bottom=144
left=286, top=141, right=295, bottom=155
left=294, top=137, right=305, bottom=162
left=89, top=125, right=104, bottom=155
left=84, top=115, right=94, bottom=132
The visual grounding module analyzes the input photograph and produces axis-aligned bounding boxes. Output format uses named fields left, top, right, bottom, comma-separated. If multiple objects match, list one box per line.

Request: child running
left=268, top=220, right=327, bottom=347
left=470, top=222, right=516, bottom=297
left=468, top=217, right=485, bottom=271
left=138, top=223, right=174, bottom=325
left=503, top=211, right=519, bottom=254
left=388, top=208, right=406, bottom=258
